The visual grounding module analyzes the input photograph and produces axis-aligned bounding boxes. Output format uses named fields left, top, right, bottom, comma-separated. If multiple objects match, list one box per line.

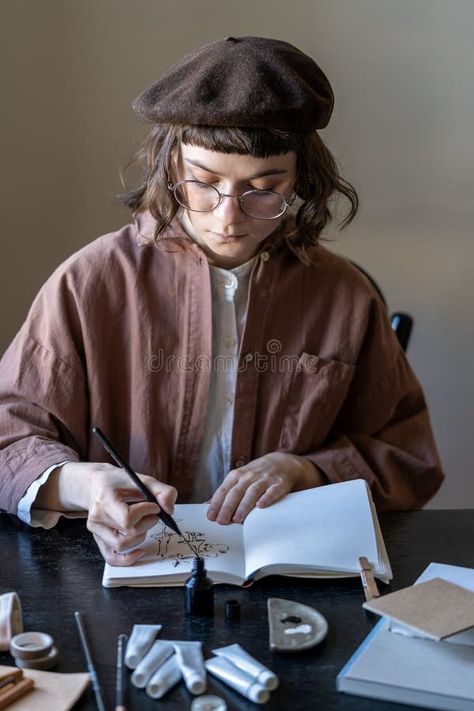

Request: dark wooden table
left=1, top=510, right=473, bottom=710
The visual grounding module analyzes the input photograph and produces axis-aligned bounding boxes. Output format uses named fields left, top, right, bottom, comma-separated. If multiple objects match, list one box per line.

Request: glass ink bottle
left=184, top=557, right=214, bottom=617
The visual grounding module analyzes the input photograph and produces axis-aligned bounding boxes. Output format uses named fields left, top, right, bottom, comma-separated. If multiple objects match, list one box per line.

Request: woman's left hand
left=206, top=452, right=325, bottom=524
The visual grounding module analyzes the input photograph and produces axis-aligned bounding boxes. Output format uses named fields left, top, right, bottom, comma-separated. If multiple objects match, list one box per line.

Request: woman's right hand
left=35, top=461, right=177, bottom=566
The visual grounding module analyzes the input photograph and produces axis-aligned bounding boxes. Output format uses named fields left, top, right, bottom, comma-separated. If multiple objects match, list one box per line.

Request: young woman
left=0, top=37, right=443, bottom=565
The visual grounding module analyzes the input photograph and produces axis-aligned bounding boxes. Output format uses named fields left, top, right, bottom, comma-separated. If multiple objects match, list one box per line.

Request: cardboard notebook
left=363, top=577, right=474, bottom=643
left=102, top=479, right=392, bottom=588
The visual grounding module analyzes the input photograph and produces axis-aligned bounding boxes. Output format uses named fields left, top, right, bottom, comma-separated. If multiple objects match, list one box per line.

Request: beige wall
left=1, top=0, right=473, bottom=507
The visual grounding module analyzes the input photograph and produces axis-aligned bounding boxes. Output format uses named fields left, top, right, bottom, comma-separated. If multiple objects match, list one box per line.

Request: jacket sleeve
left=0, top=271, right=90, bottom=514
left=303, top=295, right=444, bottom=511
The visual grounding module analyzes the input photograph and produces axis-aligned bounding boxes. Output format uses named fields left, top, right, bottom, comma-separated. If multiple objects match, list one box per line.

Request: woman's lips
left=212, top=232, right=247, bottom=243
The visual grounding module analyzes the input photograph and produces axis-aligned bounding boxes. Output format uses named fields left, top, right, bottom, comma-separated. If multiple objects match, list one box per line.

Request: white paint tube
left=205, top=656, right=270, bottom=704
left=131, top=640, right=174, bottom=688
left=172, top=641, right=207, bottom=695
left=146, top=654, right=182, bottom=699
left=212, top=643, right=279, bottom=690
left=124, top=624, right=162, bottom=669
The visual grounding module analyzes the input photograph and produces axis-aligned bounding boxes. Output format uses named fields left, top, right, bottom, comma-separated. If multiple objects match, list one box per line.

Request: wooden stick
left=0, top=669, right=23, bottom=689
left=359, top=556, right=380, bottom=601
left=0, top=678, right=34, bottom=710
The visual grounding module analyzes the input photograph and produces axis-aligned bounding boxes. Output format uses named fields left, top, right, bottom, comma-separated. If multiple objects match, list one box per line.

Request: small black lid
left=225, top=599, right=241, bottom=621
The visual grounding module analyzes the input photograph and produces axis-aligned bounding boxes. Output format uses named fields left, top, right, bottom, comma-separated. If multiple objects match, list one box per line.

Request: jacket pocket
left=279, top=353, right=355, bottom=452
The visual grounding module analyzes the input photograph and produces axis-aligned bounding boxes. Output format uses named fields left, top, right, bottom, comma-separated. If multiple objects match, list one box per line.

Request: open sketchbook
left=103, top=479, right=392, bottom=588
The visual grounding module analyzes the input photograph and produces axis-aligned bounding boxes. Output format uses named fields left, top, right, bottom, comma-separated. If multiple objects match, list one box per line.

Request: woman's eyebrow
left=184, top=158, right=289, bottom=179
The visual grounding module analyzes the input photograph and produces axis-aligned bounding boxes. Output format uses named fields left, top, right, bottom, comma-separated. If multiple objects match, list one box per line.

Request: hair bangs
left=181, top=126, right=299, bottom=158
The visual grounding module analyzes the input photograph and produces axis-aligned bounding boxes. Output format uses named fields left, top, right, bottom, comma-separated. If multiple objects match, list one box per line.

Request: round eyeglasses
left=168, top=180, right=296, bottom=220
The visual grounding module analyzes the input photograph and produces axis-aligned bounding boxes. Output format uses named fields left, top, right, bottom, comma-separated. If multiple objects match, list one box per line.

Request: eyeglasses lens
left=175, top=182, right=219, bottom=211
left=240, top=191, right=286, bottom=219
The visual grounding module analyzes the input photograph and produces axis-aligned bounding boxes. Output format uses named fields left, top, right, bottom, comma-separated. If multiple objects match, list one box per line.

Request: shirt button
left=234, top=457, right=247, bottom=468
left=223, top=336, right=236, bottom=349
left=260, top=251, right=270, bottom=262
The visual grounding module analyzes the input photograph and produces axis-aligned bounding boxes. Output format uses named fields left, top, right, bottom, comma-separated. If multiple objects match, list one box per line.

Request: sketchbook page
left=103, top=504, right=245, bottom=587
left=415, top=562, right=474, bottom=592
left=367, top=482, right=392, bottom=580
left=243, top=480, right=390, bottom=581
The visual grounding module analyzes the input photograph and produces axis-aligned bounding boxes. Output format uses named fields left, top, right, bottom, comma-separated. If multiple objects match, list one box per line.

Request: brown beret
left=132, top=36, right=334, bottom=130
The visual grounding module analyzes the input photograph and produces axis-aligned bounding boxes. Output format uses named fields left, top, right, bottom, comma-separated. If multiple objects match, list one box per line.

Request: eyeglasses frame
left=167, top=180, right=297, bottom=220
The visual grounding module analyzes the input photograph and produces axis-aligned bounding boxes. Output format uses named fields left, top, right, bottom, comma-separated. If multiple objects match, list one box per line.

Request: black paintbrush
left=92, top=426, right=198, bottom=557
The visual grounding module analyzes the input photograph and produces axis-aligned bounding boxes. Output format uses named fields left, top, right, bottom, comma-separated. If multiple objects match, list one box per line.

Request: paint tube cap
left=248, top=682, right=270, bottom=704
left=224, top=599, right=240, bottom=621
left=187, top=672, right=207, bottom=695
left=191, top=695, right=227, bottom=710
left=257, top=669, right=279, bottom=690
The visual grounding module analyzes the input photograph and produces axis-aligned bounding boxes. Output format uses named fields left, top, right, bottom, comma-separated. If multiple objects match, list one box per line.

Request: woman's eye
left=192, top=173, right=218, bottom=184
left=250, top=185, right=275, bottom=192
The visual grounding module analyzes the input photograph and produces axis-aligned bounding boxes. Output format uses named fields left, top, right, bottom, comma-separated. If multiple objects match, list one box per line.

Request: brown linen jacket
left=0, top=211, right=443, bottom=514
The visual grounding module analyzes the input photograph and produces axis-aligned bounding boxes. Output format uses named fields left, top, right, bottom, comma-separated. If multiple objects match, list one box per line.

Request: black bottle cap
left=225, top=599, right=241, bottom=621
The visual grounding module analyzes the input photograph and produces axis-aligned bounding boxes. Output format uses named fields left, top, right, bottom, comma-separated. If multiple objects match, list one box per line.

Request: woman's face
left=172, top=143, right=297, bottom=269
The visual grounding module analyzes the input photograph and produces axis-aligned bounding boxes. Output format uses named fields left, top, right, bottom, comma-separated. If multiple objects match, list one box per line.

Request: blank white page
left=416, top=563, right=474, bottom=592
left=242, top=480, right=387, bottom=580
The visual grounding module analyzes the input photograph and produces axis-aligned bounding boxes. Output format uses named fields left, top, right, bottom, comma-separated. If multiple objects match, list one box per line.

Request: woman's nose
left=213, top=193, right=246, bottom=223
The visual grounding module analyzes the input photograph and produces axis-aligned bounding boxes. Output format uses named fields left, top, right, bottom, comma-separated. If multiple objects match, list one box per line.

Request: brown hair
left=116, top=125, right=359, bottom=264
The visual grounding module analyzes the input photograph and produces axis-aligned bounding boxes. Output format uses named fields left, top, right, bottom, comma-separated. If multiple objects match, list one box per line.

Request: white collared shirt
left=189, top=255, right=257, bottom=503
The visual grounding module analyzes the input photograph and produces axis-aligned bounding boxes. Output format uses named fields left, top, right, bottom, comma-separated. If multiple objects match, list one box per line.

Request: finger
left=112, top=529, right=148, bottom=553
left=95, top=522, right=146, bottom=552
left=88, top=514, right=158, bottom=551
left=91, top=493, right=160, bottom=531
left=214, top=484, right=251, bottom=525
left=207, top=484, right=232, bottom=522
left=141, top=478, right=178, bottom=515
left=93, top=533, right=146, bottom=567
left=207, top=472, right=240, bottom=521
left=231, top=480, right=270, bottom=523
left=256, top=481, right=289, bottom=508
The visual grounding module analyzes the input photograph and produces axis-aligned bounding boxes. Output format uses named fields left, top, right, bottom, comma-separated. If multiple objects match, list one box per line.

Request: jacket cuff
left=0, top=438, right=80, bottom=513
